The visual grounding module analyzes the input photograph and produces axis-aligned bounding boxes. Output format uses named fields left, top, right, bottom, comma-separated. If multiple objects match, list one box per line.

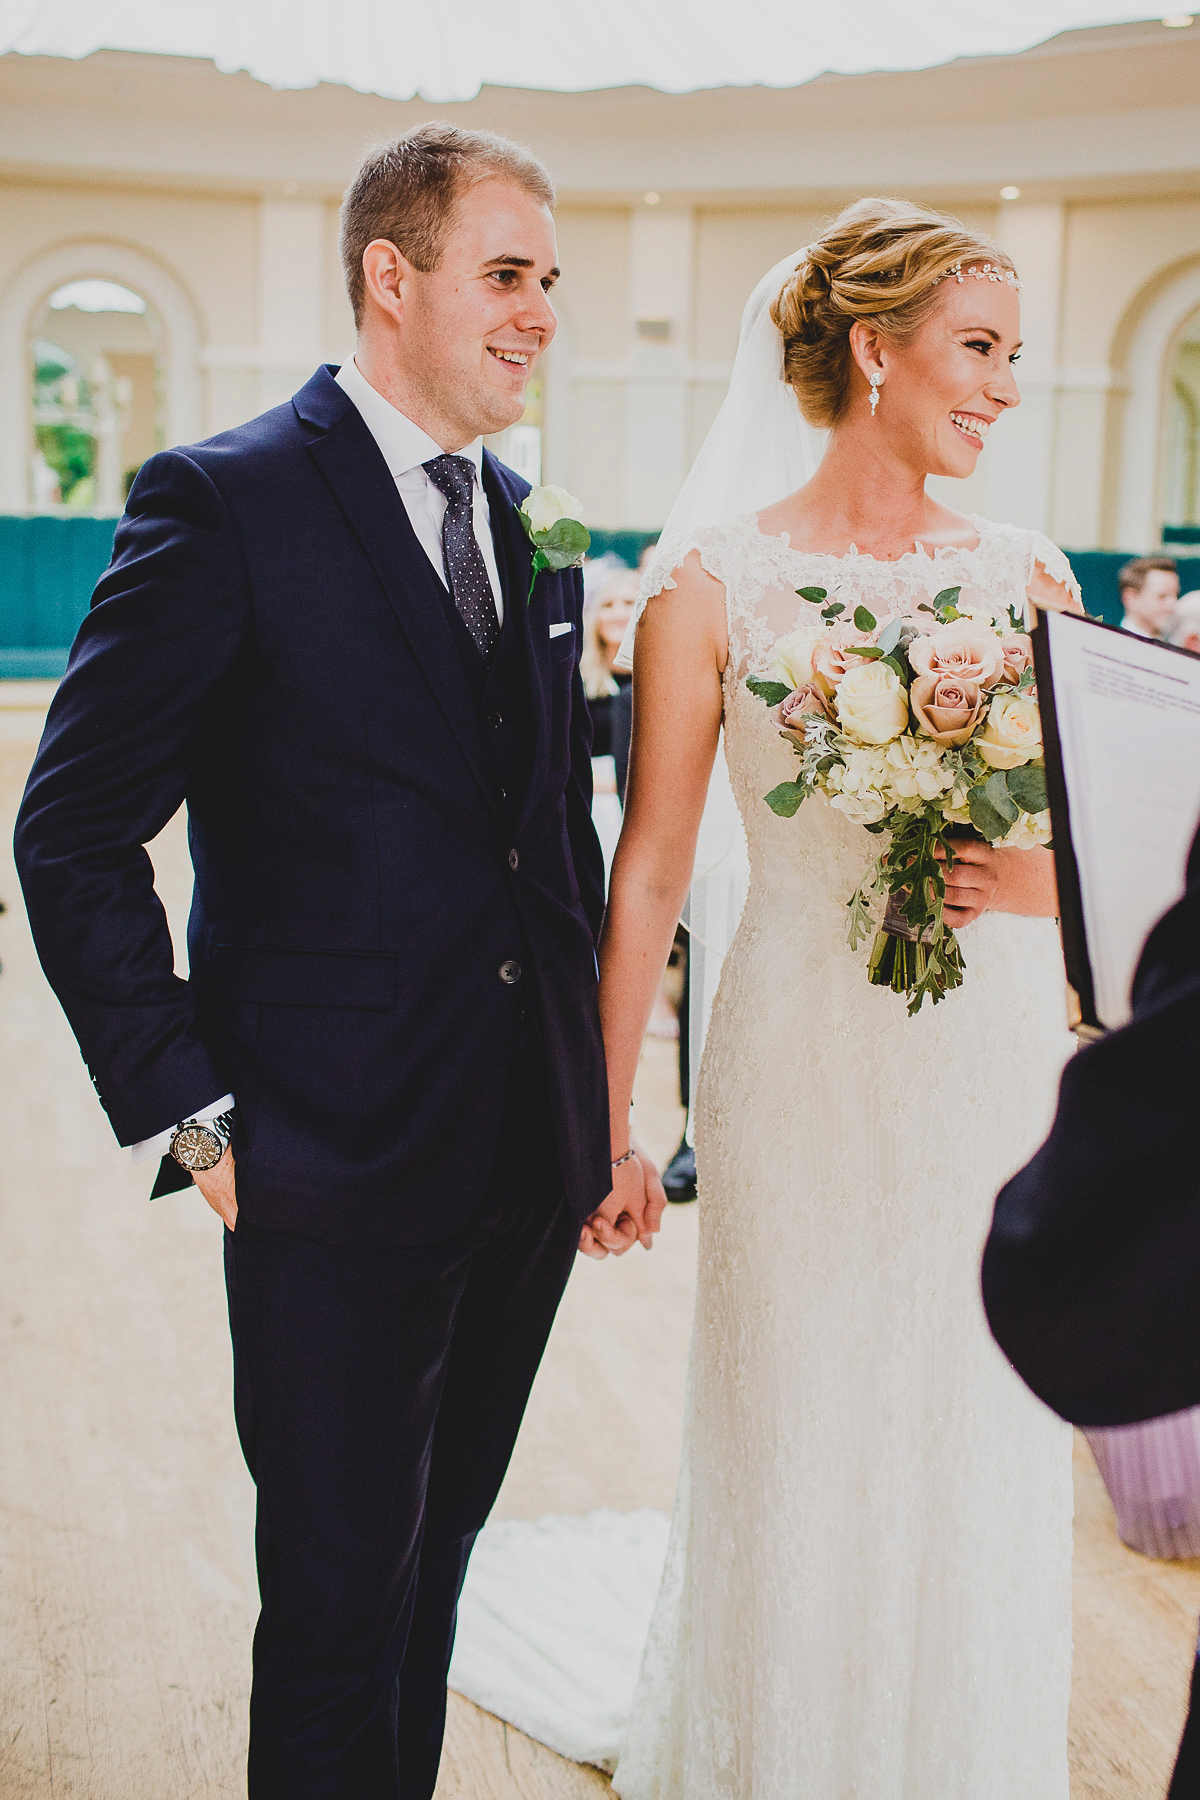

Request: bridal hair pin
left=934, top=260, right=1021, bottom=292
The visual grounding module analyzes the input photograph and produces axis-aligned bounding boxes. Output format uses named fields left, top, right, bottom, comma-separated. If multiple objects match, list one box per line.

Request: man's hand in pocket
left=192, top=1146, right=238, bottom=1230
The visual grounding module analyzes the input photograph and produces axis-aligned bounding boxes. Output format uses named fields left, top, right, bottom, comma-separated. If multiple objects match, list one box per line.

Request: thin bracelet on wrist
left=611, top=1147, right=636, bottom=1170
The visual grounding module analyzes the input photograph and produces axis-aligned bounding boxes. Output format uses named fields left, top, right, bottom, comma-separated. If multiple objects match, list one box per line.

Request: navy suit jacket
left=15, top=366, right=611, bottom=1242
left=982, top=822, right=1200, bottom=1427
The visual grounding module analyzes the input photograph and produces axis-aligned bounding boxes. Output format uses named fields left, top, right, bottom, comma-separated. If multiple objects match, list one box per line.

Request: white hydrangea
left=1000, top=809, right=1054, bottom=850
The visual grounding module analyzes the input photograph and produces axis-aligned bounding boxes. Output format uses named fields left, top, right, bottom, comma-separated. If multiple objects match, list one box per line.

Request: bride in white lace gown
left=589, top=201, right=1078, bottom=1798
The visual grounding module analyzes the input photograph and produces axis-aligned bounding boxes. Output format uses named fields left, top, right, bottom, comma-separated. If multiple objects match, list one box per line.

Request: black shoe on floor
left=662, top=1136, right=697, bottom=1204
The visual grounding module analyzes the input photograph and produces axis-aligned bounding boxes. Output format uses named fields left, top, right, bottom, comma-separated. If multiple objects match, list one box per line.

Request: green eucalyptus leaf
left=968, top=785, right=1011, bottom=842
left=876, top=617, right=904, bottom=656
left=821, top=602, right=846, bottom=620
left=847, top=645, right=885, bottom=659
left=764, top=780, right=806, bottom=818
left=746, top=677, right=792, bottom=706
left=933, top=586, right=962, bottom=609
left=1006, top=762, right=1049, bottom=814
left=796, top=585, right=828, bottom=602
left=881, top=655, right=909, bottom=682
left=983, top=769, right=1020, bottom=823
left=853, top=605, right=878, bottom=632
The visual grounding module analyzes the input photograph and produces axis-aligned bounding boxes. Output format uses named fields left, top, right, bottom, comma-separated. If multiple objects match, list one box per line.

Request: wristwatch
left=168, top=1108, right=235, bottom=1174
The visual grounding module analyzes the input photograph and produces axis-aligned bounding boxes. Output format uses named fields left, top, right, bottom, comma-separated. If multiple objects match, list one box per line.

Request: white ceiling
left=0, top=1, right=1166, bottom=103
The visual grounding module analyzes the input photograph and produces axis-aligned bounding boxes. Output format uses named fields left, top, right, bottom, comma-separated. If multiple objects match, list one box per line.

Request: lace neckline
left=746, top=511, right=992, bottom=570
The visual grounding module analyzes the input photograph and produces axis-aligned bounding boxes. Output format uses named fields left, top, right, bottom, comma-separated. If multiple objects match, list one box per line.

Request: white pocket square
left=548, top=621, right=574, bottom=639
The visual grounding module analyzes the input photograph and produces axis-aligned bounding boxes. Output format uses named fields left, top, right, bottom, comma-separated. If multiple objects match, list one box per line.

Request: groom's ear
left=361, top=239, right=412, bottom=329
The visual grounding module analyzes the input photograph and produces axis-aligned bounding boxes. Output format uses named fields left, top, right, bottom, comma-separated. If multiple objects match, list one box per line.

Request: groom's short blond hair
left=340, top=123, right=556, bottom=327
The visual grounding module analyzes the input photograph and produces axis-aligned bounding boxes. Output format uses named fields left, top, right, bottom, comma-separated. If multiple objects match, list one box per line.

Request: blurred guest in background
left=1119, top=555, right=1180, bottom=638
left=1167, top=589, right=1200, bottom=656
left=581, top=566, right=636, bottom=808
left=983, top=821, right=1200, bottom=1798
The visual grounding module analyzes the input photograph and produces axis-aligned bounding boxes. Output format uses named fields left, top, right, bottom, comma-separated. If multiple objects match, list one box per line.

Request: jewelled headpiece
left=933, top=260, right=1021, bottom=292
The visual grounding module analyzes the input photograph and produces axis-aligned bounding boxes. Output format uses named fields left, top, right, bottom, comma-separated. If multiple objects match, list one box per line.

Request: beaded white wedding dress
left=610, top=512, right=1076, bottom=1800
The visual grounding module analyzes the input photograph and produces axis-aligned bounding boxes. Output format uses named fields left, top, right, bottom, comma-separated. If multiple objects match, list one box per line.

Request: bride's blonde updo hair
left=771, top=197, right=1018, bottom=428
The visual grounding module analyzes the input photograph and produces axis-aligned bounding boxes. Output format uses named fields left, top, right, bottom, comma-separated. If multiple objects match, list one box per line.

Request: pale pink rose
left=1000, top=633, right=1034, bottom=685
left=811, top=621, right=878, bottom=696
left=909, top=672, right=985, bottom=747
left=907, top=618, right=1006, bottom=689
left=779, top=683, right=833, bottom=740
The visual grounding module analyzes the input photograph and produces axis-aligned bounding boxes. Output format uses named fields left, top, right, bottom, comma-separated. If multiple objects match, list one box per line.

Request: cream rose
left=1000, top=634, right=1034, bottom=685
left=909, top=671, right=985, bottom=747
left=908, top=618, right=1006, bottom=689
left=976, top=693, right=1043, bottom=769
left=771, top=625, right=826, bottom=691
left=834, top=660, right=909, bottom=745
left=520, top=484, right=583, bottom=535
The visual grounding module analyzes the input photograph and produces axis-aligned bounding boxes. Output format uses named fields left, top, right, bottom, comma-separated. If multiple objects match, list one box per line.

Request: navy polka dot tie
left=423, top=455, right=500, bottom=662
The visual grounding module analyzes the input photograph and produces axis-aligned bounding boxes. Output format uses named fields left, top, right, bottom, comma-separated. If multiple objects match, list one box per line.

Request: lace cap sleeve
left=1027, top=530, right=1082, bottom=609
left=613, top=523, right=730, bottom=672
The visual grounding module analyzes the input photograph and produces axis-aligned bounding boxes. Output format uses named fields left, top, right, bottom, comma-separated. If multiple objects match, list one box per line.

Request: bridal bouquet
left=747, top=585, right=1050, bottom=1015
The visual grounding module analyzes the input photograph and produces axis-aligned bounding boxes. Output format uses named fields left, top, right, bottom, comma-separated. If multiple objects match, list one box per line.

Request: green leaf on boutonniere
left=533, top=517, right=591, bottom=570
left=853, top=605, right=878, bottom=632
left=796, top=585, right=827, bottom=602
left=746, top=677, right=792, bottom=706
left=846, top=644, right=885, bottom=659
left=518, top=489, right=591, bottom=601
left=820, top=601, right=845, bottom=620
left=764, top=780, right=806, bottom=817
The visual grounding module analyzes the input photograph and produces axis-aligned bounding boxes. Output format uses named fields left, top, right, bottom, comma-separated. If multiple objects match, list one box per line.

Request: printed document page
left=1046, top=611, right=1200, bottom=1029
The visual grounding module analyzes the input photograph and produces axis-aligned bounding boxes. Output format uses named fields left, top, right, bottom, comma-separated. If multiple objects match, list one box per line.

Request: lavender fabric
left=1085, top=1408, right=1200, bottom=1560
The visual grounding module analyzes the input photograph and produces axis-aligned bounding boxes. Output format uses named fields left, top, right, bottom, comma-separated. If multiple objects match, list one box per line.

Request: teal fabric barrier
left=0, top=517, right=1196, bottom=681
left=0, top=515, right=119, bottom=679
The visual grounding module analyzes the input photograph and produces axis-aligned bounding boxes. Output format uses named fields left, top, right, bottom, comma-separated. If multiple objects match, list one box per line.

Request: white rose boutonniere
left=518, top=485, right=590, bottom=601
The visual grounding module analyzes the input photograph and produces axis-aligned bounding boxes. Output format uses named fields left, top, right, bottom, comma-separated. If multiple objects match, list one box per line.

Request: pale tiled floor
left=0, top=722, right=1196, bottom=1798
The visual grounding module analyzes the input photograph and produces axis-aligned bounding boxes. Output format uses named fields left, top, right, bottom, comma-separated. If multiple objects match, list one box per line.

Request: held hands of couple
left=578, top=1139, right=668, bottom=1260
left=935, top=839, right=1058, bottom=929
left=192, top=1145, right=238, bottom=1231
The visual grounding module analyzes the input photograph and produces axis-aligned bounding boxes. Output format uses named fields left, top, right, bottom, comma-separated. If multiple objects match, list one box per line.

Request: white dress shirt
left=334, top=355, right=503, bottom=624
left=132, top=361, right=508, bottom=1167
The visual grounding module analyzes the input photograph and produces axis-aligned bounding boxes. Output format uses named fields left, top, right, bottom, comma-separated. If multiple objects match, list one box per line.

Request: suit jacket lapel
left=482, top=452, right=551, bottom=833
left=297, top=377, right=499, bottom=817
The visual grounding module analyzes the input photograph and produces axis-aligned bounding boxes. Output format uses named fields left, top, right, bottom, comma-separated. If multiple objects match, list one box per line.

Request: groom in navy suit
left=15, top=124, right=661, bottom=1796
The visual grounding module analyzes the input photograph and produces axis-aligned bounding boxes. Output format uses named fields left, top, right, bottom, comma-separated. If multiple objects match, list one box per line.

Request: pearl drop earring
left=869, top=371, right=883, bottom=418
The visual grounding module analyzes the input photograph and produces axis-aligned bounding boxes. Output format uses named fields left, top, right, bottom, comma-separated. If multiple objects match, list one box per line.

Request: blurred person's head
left=581, top=569, right=639, bottom=700
left=771, top=197, right=1021, bottom=482
left=1166, top=588, right=1200, bottom=655
left=340, top=123, right=558, bottom=450
left=1118, top=556, right=1179, bottom=637
left=582, top=552, right=626, bottom=604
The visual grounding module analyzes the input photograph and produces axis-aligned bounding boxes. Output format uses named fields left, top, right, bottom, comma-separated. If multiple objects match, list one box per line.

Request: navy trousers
left=223, top=1048, right=578, bottom=1798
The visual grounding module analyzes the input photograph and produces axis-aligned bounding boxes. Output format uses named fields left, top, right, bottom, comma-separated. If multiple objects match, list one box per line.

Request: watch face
left=171, top=1125, right=224, bottom=1172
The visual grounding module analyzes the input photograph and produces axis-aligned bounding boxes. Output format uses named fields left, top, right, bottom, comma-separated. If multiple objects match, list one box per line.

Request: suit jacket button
left=487, top=709, right=504, bottom=729
left=498, top=960, right=522, bottom=985
left=508, top=848, right=519, bottom=871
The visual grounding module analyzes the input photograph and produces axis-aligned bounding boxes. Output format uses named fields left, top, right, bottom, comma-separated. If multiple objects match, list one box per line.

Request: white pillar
left=983, top=203, right=1065, bottom=534
left=619, top=206, right=695, bottom=530
left=257, top=201, right=326, bottom=411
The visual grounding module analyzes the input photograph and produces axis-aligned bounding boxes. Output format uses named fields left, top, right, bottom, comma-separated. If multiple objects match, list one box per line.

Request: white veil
left=616, top=248, right=827, bottom=1108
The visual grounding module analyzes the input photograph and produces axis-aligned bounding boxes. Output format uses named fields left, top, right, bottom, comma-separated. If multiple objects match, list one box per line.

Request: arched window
left=1163, top=309, right=1200, bottom=540
left=29, top=278, right=163, bottom=513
